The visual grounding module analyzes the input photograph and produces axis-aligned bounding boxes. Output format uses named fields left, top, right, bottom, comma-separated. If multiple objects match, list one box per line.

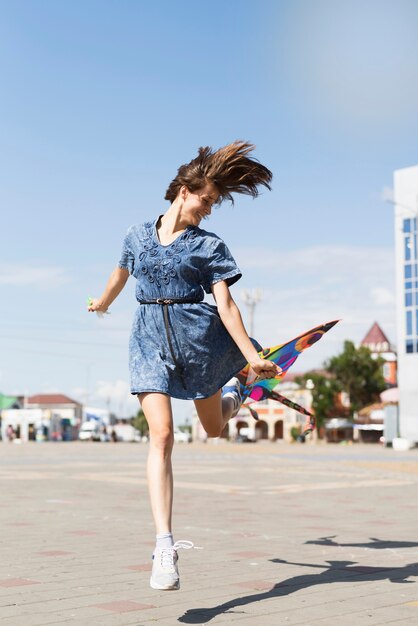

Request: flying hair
left=164, top=140, right=272, bottom=205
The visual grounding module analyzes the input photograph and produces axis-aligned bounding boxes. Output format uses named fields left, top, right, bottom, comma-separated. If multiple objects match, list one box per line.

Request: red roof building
left=26, top=394, right=81, bottom=406
left=2, top=394, right=83, bottom=442
left=25, top=394, right=83, bottom=435
left=361, top=322, right=392, bottom=353
left=361, top=322, right=397, bottom=387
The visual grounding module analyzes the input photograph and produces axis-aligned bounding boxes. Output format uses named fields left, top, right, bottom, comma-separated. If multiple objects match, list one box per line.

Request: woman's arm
left=88, top=267, right=130, bottom=313
left=211, top=281, right=278, bottom=379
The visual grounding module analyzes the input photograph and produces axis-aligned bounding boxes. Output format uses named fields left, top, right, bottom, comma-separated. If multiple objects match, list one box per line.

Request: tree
left=178, top=418, right=192, bottom=434
left=130, top=409, right=148, bottom=436
left=326, top=340, right=386, bottom=416
left=295, top=372, right=341, bottom=430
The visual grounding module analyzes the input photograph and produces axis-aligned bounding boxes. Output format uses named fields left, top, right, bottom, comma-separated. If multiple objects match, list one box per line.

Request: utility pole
left=241, top=289, right=262, bottom=337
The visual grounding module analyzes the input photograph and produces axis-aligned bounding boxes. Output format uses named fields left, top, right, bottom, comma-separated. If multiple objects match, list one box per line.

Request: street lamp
left=241, top=289, right=262, bottom=337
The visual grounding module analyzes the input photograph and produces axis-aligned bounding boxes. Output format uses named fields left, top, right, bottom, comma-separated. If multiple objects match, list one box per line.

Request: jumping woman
left=88, top=141, right=278, bottom=590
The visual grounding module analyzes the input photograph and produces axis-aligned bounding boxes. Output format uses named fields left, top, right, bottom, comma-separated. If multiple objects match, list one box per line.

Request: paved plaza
left=1, top=440, right=418, bottom=626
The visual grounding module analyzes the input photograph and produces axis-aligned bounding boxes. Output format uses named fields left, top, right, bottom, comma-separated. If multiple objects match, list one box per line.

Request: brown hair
left=164, top=140, right=272, bottom=204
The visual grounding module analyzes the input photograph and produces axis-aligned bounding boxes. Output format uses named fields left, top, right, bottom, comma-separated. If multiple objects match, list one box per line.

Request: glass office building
left=394, top=165, right=418, bottom=442
left=403, top=217, right=418, bottom=353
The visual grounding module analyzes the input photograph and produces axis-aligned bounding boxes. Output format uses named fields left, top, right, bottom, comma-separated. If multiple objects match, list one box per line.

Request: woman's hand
left=87, top=267, right=129, bottom=315
left=249, top=357, right=279, bottom=380
left=87, top=298, right=108, bottom=314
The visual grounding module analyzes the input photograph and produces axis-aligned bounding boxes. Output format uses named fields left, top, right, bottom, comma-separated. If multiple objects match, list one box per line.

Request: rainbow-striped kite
left=237, top=320, right=339, bottom=435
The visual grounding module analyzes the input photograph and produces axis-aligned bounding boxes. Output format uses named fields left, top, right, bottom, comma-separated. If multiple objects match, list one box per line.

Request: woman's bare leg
left=139, top=392, right=174, bottom=534
left=194, top=390, right=235, bottom=438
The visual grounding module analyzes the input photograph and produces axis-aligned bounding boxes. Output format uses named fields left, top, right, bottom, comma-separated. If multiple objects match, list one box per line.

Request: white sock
left=222, top=378, right=241, bottom=410
left=156, top=532, right=174, bottom=549
left=223, top=392, right=239, bottom=413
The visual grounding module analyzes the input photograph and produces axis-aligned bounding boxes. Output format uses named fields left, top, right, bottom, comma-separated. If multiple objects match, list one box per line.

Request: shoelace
left=173, top=540, right=200, bottom=551
left=159, top=540, right=202, bottom=570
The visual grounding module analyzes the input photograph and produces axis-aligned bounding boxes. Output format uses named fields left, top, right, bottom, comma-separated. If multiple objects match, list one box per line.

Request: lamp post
left=241, top=289, right=262, bottom=337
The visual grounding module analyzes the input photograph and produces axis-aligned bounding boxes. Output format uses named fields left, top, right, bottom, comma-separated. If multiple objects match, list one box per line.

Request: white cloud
left=0, top=263, right=70, bottom=289
left=72, top=381, right=138, bottom=415
left=235, top=245, right=393, bottom=277
left=95, top=379, right=138, bottom=416
left=371, top=287, right=395, bottom=306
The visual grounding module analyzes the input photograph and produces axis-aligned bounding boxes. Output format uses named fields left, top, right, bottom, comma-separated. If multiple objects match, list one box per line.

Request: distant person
left=88, top=141, right=277, bottom=590
left=100, top=425, right=109, bottom=442
left=6, top=425, right=15, bottom=442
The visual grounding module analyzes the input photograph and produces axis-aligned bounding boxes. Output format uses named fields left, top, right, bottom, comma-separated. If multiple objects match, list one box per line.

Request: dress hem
left=130, top=367, right=242, bottom=401
left=131, top=388, right=217, bottom=400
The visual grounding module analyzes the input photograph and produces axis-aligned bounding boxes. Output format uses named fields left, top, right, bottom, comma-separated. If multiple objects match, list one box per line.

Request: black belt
left=138, top=298, right=201, bottom=305
left=138, top=298, right=202, bottom=388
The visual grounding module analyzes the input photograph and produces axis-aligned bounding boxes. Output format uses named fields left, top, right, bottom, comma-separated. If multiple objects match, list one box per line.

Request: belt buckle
left=156, top=298, right=172, bottom=304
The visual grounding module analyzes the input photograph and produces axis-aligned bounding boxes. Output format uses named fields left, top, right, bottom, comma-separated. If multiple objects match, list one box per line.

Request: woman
left=88, top=141, right=278, bottom=590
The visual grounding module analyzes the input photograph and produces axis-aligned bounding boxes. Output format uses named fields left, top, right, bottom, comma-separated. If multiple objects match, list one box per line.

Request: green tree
left=326, top=340, right=386, bottom=416
left=130, top=409, right=148, bottom=436
left=178, top=424, right=192, bottom=434
left=295, top=372, right=341, bottom=430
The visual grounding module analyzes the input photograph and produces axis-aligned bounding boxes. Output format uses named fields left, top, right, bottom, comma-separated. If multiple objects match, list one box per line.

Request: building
left=394, top=165, right=418, bottom=442
left=1, top=394, right=82, bottom=442
left=0, top=395, right=22, bottom=441
left=1, top=408, right=44, bottom=442
left=324, top=418, right=354, bottom=443
left=354, top=403, right=385, bottom=443
left=361, top=322, right=397, bottom=387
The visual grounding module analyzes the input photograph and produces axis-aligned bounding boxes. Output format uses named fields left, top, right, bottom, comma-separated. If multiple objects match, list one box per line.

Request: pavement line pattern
left=1, top=441, right=418, bottom=626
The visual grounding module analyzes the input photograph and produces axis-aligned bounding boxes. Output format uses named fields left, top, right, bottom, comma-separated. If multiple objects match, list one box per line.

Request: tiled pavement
left=1, top=440, right=418, bottom=625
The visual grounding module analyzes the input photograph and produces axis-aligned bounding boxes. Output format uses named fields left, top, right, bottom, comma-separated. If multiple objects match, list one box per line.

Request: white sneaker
left=150, top=540, right=195, bottom=591
left=222, top=377, right=242, bottom=417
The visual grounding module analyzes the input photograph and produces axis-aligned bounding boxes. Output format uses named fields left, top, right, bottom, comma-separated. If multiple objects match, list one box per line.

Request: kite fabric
left=236, top=320, right=339, bottom=435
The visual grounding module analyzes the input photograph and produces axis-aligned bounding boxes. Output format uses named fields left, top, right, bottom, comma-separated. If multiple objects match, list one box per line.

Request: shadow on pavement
left=305, top=535, right=418, bottom=550
left=178, top=559, right=418, bottom=624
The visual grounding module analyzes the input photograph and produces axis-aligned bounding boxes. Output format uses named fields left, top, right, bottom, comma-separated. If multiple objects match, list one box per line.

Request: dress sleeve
left=202, top=237, right=242, bottom=294
left=117, top=226, right=135, bottom=275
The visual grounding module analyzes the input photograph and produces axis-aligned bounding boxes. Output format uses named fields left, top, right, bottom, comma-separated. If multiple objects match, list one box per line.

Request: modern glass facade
left=403, top=217, right=418, bottom=353
left=395, top=165, right=418, bottom=442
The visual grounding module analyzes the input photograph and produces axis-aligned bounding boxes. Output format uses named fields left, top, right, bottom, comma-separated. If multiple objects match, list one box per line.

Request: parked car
left=174, top=428, right=192, bottom=443
left=112, top=423, right=139, bottom=442
left=234, top=427, right=255, bottom=443
left=78, top=422, right=101, bottom=441
left=235, top=434, right=256, bottom=443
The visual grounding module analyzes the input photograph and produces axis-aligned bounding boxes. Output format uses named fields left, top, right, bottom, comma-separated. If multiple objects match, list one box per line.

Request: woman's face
left=180, top=182, right=219, bottom=226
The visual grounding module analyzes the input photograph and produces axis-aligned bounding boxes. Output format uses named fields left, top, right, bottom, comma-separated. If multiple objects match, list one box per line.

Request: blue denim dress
left=118, top=217, right=256, bottom=400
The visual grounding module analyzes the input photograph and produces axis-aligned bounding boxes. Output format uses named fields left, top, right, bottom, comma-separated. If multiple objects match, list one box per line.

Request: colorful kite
left=237, top=320, right=339, bottom=435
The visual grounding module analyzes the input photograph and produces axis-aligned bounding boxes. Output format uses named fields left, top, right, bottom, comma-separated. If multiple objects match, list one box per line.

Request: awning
left=324, top=418, right=353, bottom=430
left=85, top=413, right=101, bottom=421
left=0, top=395, right=19, bottom=410
left=380, top=388, right=399, bottom=403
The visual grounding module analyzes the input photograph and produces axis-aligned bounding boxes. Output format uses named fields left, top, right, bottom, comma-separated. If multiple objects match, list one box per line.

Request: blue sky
left=1, top=0, right=418, bottom=421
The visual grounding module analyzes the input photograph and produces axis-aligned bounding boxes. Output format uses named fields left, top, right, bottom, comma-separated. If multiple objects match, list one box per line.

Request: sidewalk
left=1, top=440, right=418, bottom=625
